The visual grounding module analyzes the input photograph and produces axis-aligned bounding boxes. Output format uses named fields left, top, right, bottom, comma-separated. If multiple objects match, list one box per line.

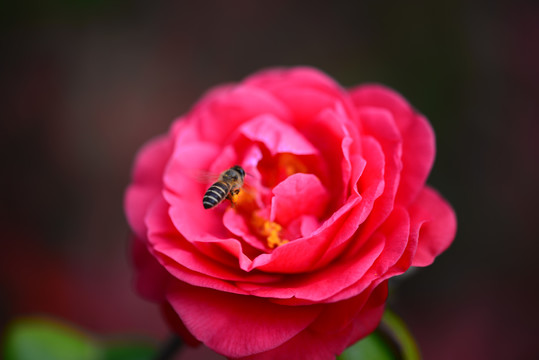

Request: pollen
left=261, top=220, right=289, bottom=249
left=233, top=187, right=257, bottom=212
left=232, top=183, right=288, bottom=249
left=229, top=191, right=240, bottom=206
left=279, top=153, right=308, bottom=177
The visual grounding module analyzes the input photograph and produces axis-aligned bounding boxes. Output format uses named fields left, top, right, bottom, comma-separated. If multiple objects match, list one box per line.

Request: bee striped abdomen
left=203, top=181, right=231, bottom=209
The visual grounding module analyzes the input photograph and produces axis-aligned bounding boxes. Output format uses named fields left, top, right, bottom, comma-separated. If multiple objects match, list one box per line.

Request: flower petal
left=162, top=141, right=261, bottom=271
left=322, top=206, right=411, bottom=303
left=222, top=209, right=269, bottom=252
left=245, top=67, right=355, bottom=128
left=146, top=196, right=281, bottom=289
left=244, top=67, right=344, bottom=99
left=167, top=282, right=322, bottom=358
left=239, top=136, right=383, bottom=277
left=409, top=187, right=457, bottom=267
left=271, top=173, right=329, bottom=226
left=246, top=196, right=362, bottom=274
left=397, top=113, right=436, bottom=206
left=239, top=282, right=388, bottom=360
left=308, top=108, right=359, bottom=206
left=160, top=302, right=201, bottom=347
left=349, top=84, right=414, bottom=127
left=131, top=235, right=170, bottom=302
left=124, top=134, right=173, bottom=239
left=163, top=141, right=227, bottom=240
left=192, top=85, right=291, bottom=145
left=321, top=135, right=386, bottom=261
left=236, top=114, right=319, bottom=156
left=238, top=227, right=385, bottom=301
left=344, top=107, right=403, bottom=255
left=349, top=84, right=435, bottom=206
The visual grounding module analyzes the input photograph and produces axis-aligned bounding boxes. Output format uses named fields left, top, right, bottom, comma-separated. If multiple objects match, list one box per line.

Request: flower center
left=252, top=214, right=289, bottom=249
left=233, top=185, right=288, bottom=249
left=279, top=153, right=308, bottom=177
left=258, top=152, right=309, bottom=188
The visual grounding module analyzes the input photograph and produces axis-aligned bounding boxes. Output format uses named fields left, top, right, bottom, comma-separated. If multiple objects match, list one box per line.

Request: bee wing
left=185, top=168, right=220, bottom=184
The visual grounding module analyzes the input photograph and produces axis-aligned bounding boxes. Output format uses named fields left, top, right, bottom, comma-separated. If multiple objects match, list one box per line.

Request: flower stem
left=379, top=310, right=421, bottom=360
left=153, top=334, right=183, bottom=360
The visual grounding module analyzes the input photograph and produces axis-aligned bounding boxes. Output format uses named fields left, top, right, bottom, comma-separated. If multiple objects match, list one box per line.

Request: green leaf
left=338, top=309, right=421, bottom=360
left=3, top=318, right=102, bottom=360
left=338, top=330, right=398, bottom=360
left=102, top=341, right=156, bottom=360
left=3, top=318, right=158, bottom=360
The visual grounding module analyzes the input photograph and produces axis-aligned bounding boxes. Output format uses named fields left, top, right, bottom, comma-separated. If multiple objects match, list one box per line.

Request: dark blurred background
left=1, top=1, right=538, bottom=359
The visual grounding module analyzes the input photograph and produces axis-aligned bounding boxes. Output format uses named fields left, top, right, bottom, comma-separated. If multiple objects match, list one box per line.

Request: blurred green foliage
left=338, top=309, right=421, bottom=360
left=3, top=318, right=156, bottom=360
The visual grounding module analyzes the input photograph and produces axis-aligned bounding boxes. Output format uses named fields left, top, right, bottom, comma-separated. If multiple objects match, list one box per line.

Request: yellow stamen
left=261, top=220, right=288, bottom=249
left=279, top=153, right=308, bottom=177
left=231, top=185, right=288, bottom=249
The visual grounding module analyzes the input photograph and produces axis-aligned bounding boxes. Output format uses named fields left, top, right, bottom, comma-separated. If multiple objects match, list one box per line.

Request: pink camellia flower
left=125, top=67, right=456, bottom=360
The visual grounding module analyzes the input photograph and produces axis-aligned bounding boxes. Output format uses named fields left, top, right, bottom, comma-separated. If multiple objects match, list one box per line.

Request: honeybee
left=202, top=165, right=246, bottom=209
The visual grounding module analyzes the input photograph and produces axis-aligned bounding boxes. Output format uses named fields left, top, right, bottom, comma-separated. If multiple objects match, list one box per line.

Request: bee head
left=232, top=165, right=245, bottom=179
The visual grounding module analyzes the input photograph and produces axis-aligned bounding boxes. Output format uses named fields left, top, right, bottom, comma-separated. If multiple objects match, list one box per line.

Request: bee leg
left=227, top=189, right=241, bottom=208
